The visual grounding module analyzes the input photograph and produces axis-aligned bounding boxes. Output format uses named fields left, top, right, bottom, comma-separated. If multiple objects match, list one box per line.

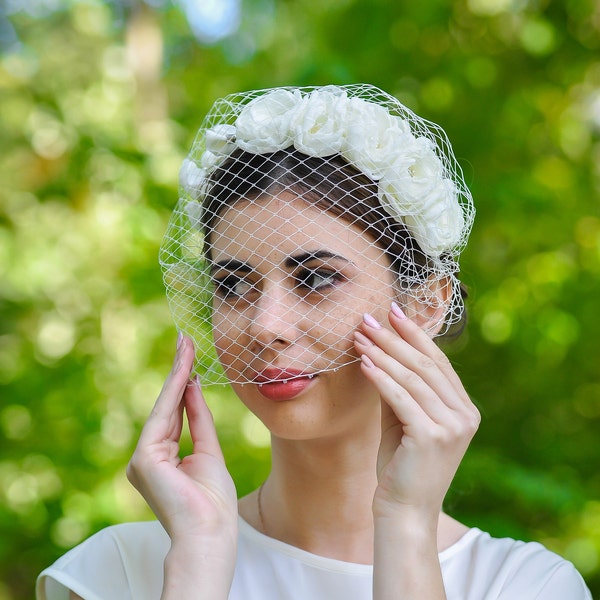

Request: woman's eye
left=213, top=275, right=255, bottom=299
left=298, top=269, right=343, bottom=292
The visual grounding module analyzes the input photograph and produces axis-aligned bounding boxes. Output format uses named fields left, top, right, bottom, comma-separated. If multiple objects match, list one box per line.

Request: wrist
left=162, top=539, right=237, bottom=600
left=373, top=501, right=441, bottom=557
left=373, top=493, right=440, bottom=524
left=374, top=511, right=438, bottom=545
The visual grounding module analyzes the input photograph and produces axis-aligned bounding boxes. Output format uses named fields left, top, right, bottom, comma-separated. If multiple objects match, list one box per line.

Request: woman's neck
left=241, top=433, right=381, bottom=564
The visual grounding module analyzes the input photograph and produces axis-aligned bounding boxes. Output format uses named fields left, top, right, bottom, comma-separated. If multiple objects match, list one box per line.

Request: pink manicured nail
left=360, top=354, right=376, bottom=369
left=363, top=313, right=381, bottom=329
left=176, top=331, right=183, bottom=349
left=391, top=302, right=407, bottom=320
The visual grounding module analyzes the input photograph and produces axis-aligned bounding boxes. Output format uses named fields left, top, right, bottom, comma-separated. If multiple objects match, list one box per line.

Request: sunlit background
left=1, top=0, right=599, bottom=598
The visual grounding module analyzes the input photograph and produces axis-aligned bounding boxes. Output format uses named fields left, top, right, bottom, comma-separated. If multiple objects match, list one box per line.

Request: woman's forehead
left=210, top=193, right=383, bottom=264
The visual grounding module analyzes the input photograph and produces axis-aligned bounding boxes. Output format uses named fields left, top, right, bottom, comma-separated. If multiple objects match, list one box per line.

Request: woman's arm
left=126, top=335, right=238, bottom=600
left=355, top=304, right=480, bottom=600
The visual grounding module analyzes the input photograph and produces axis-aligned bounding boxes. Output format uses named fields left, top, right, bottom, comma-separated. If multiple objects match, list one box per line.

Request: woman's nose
left=247, top=285, right=299, bottom=348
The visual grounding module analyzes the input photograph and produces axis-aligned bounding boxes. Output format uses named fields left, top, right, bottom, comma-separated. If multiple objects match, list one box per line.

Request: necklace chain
left=258, top=483, right=266, bottom=534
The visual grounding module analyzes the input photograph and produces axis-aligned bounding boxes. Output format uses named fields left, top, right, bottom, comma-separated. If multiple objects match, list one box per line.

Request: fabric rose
left=184, top=201, right=204, bottom=229
left=290, top=87, right=349, bottom=157
left=342, top=99, right=413, bottom=181
left=404, top=180, right=465, bottom=257
left=179, top=158, right=206, bottom=197
left=378, top=137, right=445, bottom=214
left=205, top=124, right=236, bottom=155
left=384, top=136, right=444, bottom=200
left=236, top=88, right=301, bottom=154
left=198, top=124, right=238, bottom=172
left=200, top=150, right=222, bottom=172
left=378, top=136, right=463, bottom=256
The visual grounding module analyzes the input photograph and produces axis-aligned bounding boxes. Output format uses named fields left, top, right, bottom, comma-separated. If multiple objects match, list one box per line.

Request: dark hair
left=202, top=148, right=466, bottom=339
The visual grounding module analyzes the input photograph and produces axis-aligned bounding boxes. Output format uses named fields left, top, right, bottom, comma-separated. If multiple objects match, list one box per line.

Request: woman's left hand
left=353, top=303, right=480, bottom=522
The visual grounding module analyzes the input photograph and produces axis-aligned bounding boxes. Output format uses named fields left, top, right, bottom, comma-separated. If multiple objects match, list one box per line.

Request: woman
left=37, top=84, right=592, bottom=599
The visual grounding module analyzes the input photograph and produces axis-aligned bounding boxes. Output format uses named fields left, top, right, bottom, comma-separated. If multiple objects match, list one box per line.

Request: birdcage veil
left=159, top=84, right=475, bottom=385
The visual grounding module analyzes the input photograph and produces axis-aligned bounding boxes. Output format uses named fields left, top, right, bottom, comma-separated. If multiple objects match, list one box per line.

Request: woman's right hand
left=126, top=334, right=238, bottom=598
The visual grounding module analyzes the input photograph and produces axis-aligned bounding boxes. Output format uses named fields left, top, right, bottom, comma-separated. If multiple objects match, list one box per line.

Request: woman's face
left=209, top=192, right=397, bottom=439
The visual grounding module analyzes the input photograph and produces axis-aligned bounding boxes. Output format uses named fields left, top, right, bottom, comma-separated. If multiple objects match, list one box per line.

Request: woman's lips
left=253, top=368, right=317, bottom=401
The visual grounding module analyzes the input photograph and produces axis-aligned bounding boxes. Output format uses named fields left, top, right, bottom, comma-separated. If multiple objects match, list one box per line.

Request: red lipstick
left=254, top=368, right=316, bottom=401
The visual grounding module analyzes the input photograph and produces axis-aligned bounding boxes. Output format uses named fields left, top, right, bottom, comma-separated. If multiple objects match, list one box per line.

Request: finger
left=386, top=312, right=478, bottom=422
left=377, top=398, right=406, bottom=461
left=358, top=313, right=470, bottom=412
left=184, top=378, right=226, bottom=462
left=387, top=306, right=466, bottom=395
left=358, top=351, right=430, bottom=426
left=355, top=324, right=465, bottom=417
left=363, top=352, right=477, bottom=460
left=137, top=335, right=195, bottom=446
left=356, top=338, right=454, bottom=426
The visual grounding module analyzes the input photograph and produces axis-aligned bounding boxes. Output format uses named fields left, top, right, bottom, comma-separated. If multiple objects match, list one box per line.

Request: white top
left=37, top=517, right=592, bottom=600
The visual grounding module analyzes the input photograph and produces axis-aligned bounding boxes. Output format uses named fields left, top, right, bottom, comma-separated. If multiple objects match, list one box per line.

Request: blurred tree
left=1, top=0, right=599, bottom=598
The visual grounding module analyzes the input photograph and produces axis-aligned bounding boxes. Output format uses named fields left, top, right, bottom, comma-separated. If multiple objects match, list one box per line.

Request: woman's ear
left=400, top=276, right=453, bottom=336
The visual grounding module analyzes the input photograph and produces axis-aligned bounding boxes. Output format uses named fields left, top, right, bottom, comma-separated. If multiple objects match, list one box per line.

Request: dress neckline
left=237, top=515, right=480, bottom=572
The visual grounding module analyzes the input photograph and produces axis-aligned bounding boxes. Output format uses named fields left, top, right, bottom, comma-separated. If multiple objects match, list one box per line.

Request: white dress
left=37, top=517, right=592, bottom=600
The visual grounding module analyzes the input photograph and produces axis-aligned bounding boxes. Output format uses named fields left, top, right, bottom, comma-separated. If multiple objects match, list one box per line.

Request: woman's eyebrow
left=209, top=259, right=253, bottom=275
left=284, top=250, right=353, bottom=268
left=210, top=251, right=353, bottom=274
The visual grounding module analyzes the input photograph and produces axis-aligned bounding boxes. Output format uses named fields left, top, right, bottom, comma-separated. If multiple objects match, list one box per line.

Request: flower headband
left=179, top=85, right=474, bottom=259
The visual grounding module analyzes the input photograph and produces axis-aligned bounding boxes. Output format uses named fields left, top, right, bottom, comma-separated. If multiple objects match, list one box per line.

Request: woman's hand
left=353, top=303, right=480, bottom=522
left=126, top=334, right=238, bottom=598
left=354, top=303, right=479, bottom=599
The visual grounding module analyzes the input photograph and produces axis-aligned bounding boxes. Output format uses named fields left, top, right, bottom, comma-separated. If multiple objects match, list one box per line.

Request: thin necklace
left=258, top=482, right=266, bottom=534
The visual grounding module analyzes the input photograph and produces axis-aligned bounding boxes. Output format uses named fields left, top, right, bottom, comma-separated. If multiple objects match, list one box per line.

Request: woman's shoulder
left=440, top=527, right=592, bottom=599
left=446, top=526, right=571, bottom=568
left=36, top=521, right=169, bottom=600
left=54, top=520, right=169, bottom=568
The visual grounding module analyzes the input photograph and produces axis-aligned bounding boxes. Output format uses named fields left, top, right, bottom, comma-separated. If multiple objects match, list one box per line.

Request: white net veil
left=159, top=84, right=475, bottom=385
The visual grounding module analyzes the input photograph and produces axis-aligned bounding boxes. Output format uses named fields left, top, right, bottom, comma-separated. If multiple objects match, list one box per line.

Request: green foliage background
left=1, top=0, right=599, bottom=598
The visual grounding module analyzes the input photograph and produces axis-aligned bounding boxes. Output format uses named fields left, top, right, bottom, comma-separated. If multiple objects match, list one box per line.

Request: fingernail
left=360, top=354, right=376, bottom=369
left=176, top=331, right=183, bottom=349
left=354, top=331, right=373, bottom=346
left=391, top=302, right=407, bottom=320
left=363, top=313, right=381, bottom=329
